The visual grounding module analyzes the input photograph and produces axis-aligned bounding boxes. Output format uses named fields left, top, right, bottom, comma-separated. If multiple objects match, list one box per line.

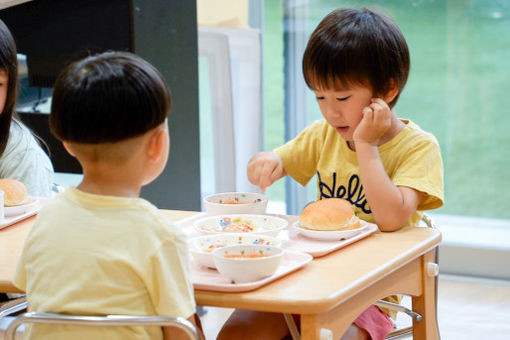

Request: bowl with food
left=203, top=192, right=268, bottom=215
left=188, top=233, right=282, bottom=269
left=193, top=214, right=288, bottom=237
left=212, top=244, right=283, bottom=283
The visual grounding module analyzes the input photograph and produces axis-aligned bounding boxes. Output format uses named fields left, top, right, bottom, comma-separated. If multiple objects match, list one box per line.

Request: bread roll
left=0, top=178, right=29, bottom=206
left=299, top=198, right=361, bottom=231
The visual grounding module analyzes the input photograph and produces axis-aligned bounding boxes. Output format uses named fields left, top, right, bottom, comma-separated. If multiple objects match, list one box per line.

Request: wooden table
left=0, top=210, right=441, bottom=340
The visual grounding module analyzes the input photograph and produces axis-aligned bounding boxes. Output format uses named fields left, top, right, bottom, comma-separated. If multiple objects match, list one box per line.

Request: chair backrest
left=0, top=299, right=28, bottom=318
left=421, top=213, right=437, bottom=229
left=4, top=312, right=199, bottom=340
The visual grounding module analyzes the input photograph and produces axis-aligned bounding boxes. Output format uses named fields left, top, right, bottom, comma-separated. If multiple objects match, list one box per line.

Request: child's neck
left=77, top=165, right=143, bottom=198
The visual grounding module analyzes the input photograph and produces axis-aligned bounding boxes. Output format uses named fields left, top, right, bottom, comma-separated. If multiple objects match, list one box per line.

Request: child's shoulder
left=399, top=119, right=440, bottom=146
left=37, top=188, right=186, bottom=244
left=4, top=120, right=37, bottom=151
left=43, top=188, right=175, bottom=228
left=379, top=119, right=442, bottom=161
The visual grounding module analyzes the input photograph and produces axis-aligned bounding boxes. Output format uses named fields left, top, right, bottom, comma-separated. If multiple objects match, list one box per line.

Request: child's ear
left=383, top=79, right=399, bottom=103
left=62, top=142, right=76, bottom=157
left=146, top=126, right=167, bottom=162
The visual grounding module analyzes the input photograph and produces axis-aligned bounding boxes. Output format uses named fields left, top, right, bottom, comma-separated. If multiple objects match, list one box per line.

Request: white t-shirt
left=0, top=120, right=54, bottom=197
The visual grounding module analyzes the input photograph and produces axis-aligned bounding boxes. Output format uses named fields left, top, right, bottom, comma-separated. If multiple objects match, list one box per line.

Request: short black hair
left=303, top=8, right=410, bottom=107
left=50, top=51, right=171, bottom=143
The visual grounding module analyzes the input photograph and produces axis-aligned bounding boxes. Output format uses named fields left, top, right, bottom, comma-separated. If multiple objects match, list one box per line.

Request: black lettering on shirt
left=317, top=171, right=371, bottom=213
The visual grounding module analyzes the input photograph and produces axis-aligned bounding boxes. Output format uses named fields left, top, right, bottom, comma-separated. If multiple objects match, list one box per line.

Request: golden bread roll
left=299, top=198, right=361, bottom=231
left=0, top=178, right=29, bottom=206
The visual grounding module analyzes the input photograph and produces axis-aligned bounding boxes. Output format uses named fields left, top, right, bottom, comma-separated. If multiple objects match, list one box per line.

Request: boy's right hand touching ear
left=247, top=151, right=286, bottom=192
left=354, top=98, right=393, bottom=146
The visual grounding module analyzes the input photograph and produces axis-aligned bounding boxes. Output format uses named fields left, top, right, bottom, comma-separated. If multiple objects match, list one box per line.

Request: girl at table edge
left=220, top=7, right=444, bottom=340
left=0, top=19, right=54, bottom=198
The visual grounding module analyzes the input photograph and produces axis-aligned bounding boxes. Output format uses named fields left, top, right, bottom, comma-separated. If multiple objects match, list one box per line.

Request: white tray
left=0, top=197, right=49, bottom=230
left=176, top=212, right=208, bottom=238
left=191, top=250, right=312, bottom=292
left=177, top=212, right=378, bottom=258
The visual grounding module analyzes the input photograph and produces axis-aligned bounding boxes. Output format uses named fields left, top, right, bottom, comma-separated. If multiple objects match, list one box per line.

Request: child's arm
left=247, top=151, right=287, bottom=192
left=354, top=98, right=423, bottom=231
left=163, top=314, right=204, bottom=340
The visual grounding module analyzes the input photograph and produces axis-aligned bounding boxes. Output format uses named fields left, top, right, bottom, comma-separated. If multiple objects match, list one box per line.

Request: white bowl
left=188, top=233, right=282, bottom=269
left=193, top=214, right=288, bottom=237
left=213, top=244, right=283, bottom=283
left=203, top=192, right=268, bottom=215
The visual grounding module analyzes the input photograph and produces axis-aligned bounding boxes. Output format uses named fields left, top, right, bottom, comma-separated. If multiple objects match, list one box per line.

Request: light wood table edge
left=195, top=229, right=442, bottom=314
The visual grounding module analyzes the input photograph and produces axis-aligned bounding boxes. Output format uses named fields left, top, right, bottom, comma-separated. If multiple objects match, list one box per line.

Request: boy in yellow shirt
left=14, top=52, right=201, bottom=340
left=222, top=7, right=444, bottom=340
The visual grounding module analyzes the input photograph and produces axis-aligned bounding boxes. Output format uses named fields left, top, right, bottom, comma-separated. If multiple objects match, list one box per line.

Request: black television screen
left=0, top=0, right=134, bottom=88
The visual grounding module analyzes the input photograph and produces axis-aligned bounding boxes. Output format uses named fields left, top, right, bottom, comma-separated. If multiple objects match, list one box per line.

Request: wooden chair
left=0, top=299, right=199, bottom=340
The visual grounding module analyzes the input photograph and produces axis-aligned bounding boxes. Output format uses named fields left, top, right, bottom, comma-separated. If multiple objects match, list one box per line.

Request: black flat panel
left=134, top=0, right=201, bottom=210
left=0, top=0, right=133, bottom=87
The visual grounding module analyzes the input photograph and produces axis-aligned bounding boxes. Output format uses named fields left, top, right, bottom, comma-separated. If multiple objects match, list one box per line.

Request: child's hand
left=353, top=98, right=392, bottom=146
left=247, top=151, right=285, bottom=192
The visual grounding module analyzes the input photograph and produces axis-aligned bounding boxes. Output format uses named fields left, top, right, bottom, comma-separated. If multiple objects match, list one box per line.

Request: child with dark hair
left=14, top=51, right=202, bottom=340
left=222, top=7, right=444, bottom=340
left=0, top=19, right=53, bottom=197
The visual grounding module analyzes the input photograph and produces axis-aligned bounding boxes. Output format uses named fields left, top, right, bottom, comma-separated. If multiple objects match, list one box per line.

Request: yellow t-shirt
left=275, top=119, right=444, bottom=226
left=276, top=118, right=443, bottom=318
left=13, top=187, right=196, bottom=340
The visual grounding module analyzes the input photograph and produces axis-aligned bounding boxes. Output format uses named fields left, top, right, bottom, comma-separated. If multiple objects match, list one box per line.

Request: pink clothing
left=353, top=305, right=394, bottom=340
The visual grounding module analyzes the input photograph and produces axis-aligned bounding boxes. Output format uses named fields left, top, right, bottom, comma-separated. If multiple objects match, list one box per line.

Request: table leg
left=412, top=250, right=440, bottom=340
left=300, top=313, right=334, bottom=340
left=300, top=304, right=362, bottom=340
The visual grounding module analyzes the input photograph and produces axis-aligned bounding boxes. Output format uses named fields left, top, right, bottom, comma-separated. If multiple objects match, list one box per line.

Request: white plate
left=193, top=214, right=288, bottom=237
left=0, top=197, right=49, bottom=230
left=282, top=223, right=379, bottom=257
left=290, top=220, right=370, bottom=241
left=4, top=198, right=39, bottom=217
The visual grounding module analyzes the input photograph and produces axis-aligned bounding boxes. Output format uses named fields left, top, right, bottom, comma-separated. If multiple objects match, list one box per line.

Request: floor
left=199, top=274, right=510, bottom=340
